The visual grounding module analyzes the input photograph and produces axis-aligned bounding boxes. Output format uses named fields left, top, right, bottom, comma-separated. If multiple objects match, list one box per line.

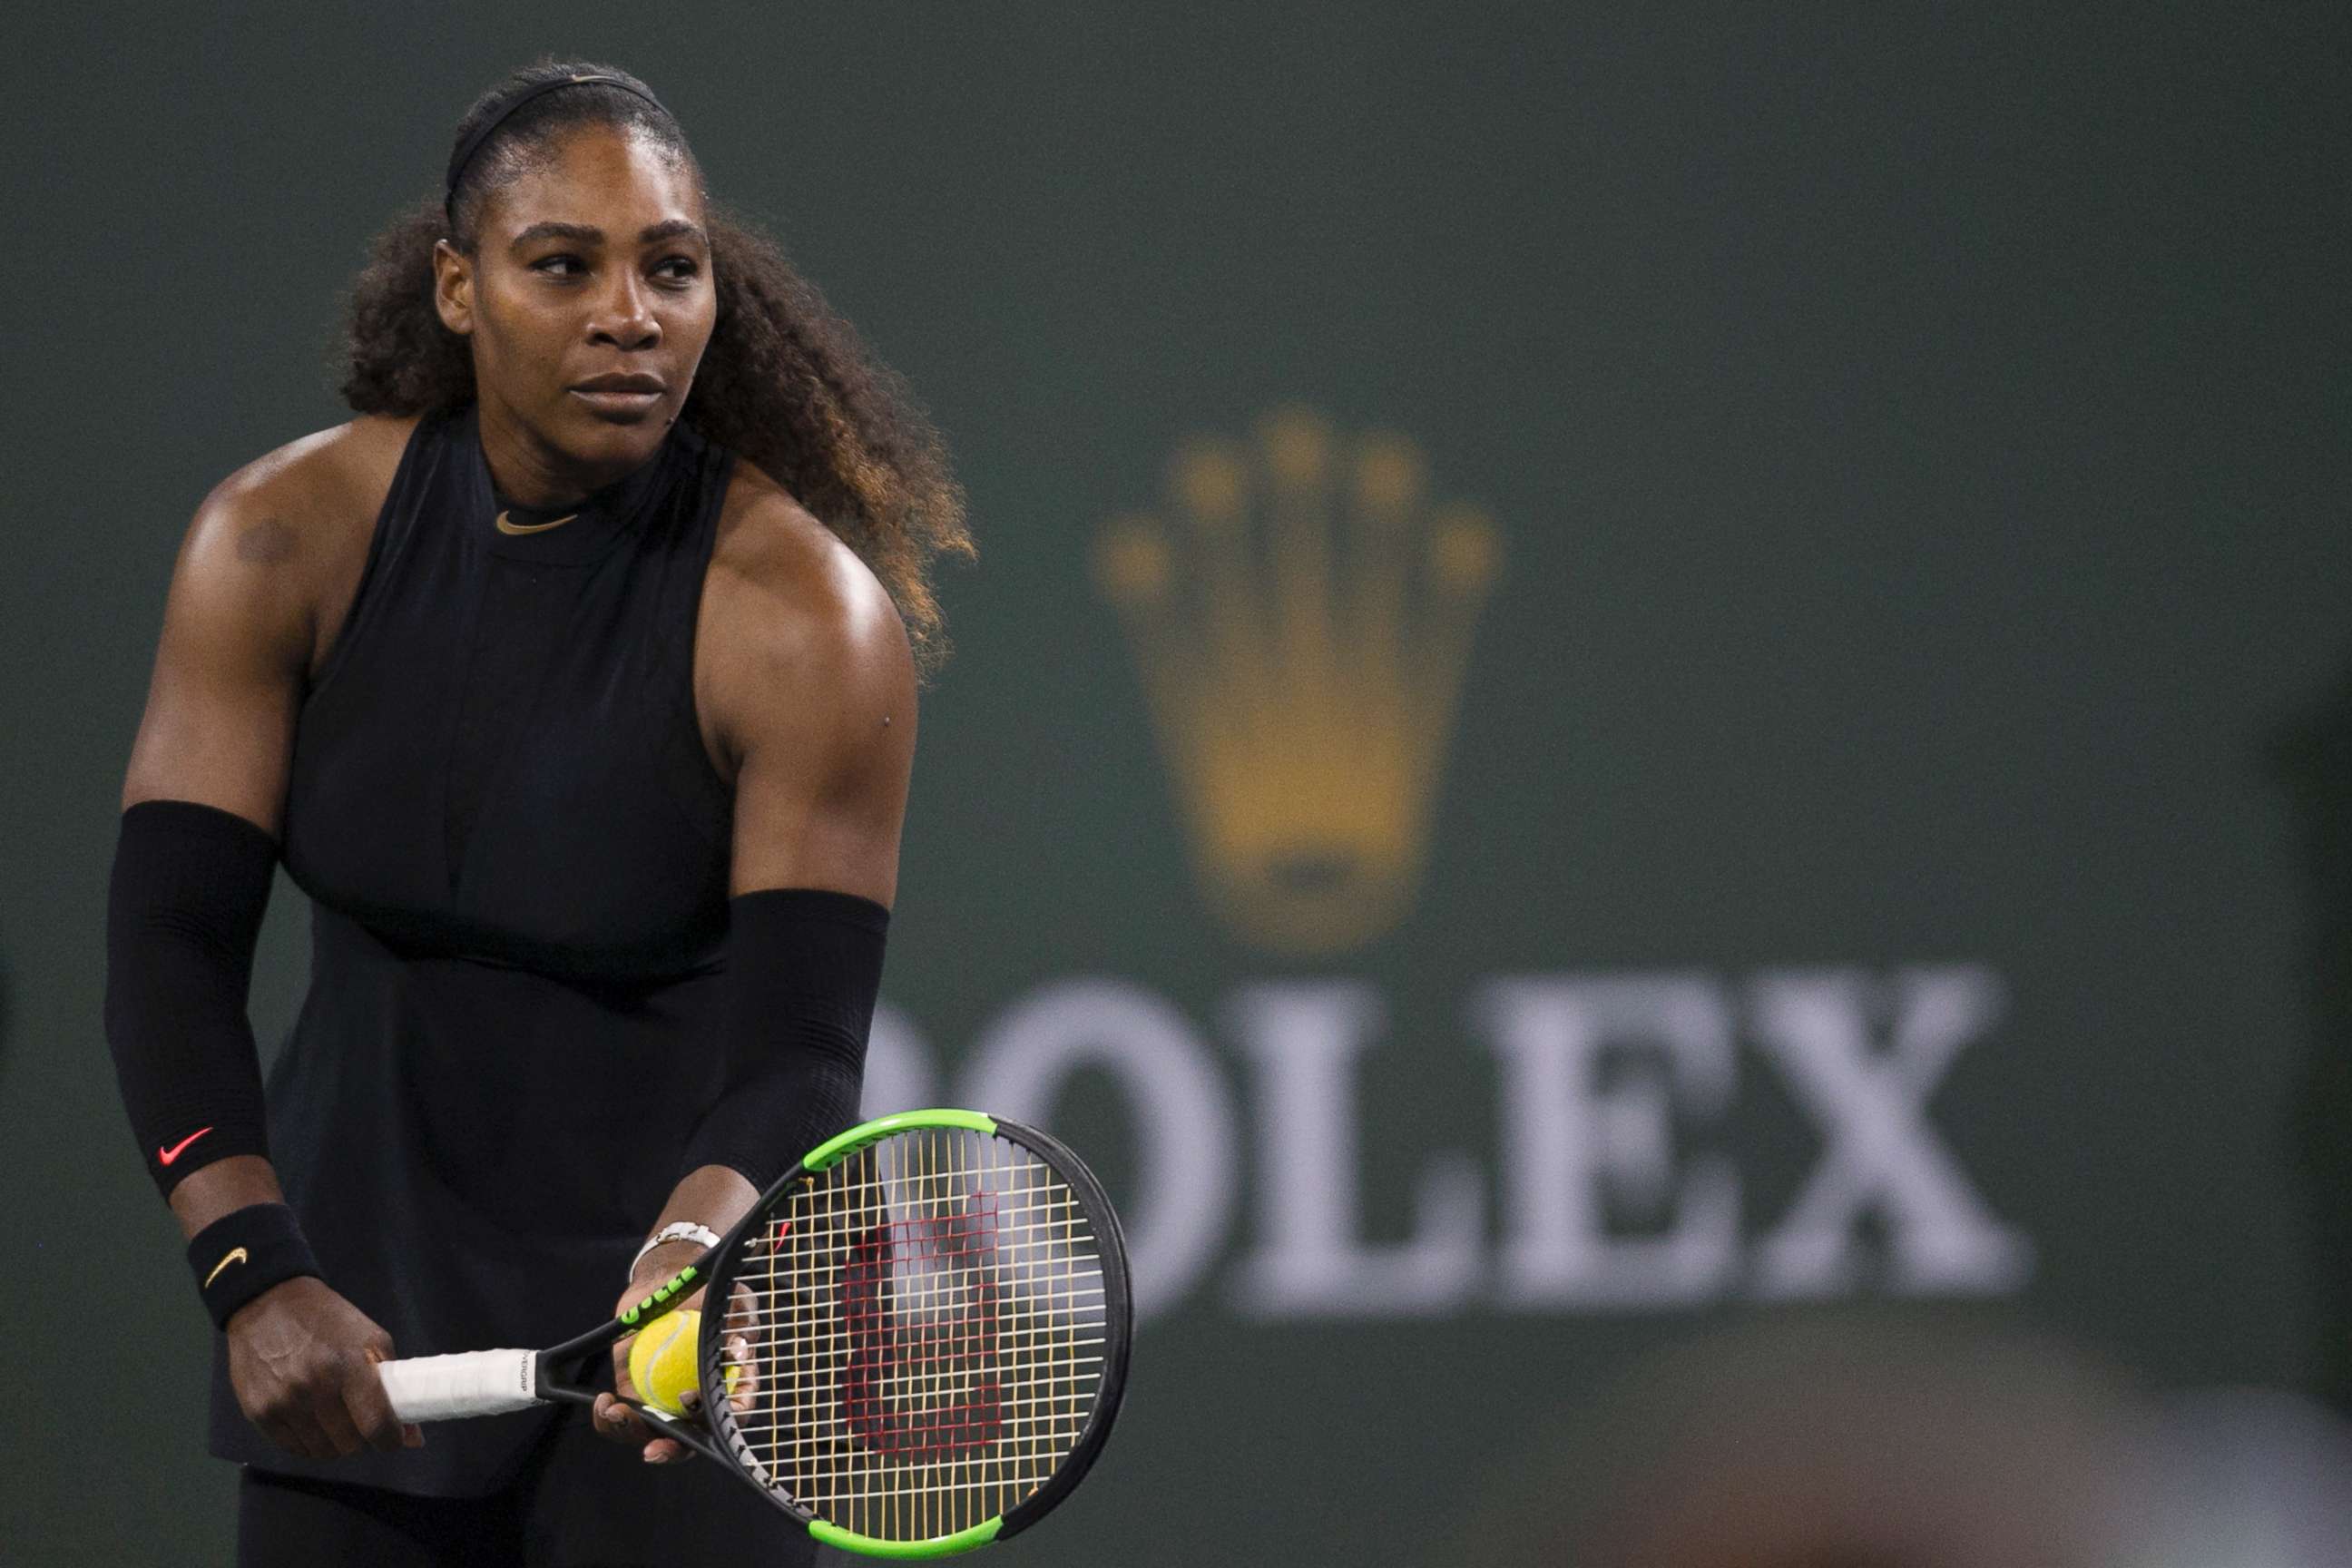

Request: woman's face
left=435, top=123, right=716, bottom=490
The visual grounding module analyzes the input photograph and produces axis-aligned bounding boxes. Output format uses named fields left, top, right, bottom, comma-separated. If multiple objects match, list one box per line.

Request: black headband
left=443, top=73, right=673, bottom=224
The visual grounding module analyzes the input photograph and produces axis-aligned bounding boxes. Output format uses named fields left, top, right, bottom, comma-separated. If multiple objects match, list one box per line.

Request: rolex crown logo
left=1096, top=407, right=1501, bottom=956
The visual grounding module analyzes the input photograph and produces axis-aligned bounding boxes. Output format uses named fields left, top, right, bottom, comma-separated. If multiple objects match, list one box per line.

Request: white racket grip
left=378, top=1350, right=544, bottom=1422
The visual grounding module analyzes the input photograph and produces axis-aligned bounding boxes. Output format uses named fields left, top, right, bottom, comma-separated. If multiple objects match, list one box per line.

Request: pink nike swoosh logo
left=159, top=1127, right=215, bottom=1165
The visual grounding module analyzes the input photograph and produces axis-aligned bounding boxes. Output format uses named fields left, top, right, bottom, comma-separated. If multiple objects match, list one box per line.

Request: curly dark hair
left=339, top=59, right=971, bottom=672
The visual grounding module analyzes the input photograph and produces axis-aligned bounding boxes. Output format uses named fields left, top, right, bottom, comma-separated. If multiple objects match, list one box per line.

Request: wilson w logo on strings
left=838, top=1198, right=1005, bottom=1458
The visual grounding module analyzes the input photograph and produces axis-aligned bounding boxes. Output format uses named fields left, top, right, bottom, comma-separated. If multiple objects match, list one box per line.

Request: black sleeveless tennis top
left=208, top=405, right=741, bottom=1494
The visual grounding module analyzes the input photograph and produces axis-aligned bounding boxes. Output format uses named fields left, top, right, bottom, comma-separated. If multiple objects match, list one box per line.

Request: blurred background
left=6, top=3, right=2350, bottom=1563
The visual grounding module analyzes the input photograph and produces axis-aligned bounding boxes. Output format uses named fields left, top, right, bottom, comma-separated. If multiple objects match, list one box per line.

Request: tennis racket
left=377, top=1109, right=1132, bottom=1558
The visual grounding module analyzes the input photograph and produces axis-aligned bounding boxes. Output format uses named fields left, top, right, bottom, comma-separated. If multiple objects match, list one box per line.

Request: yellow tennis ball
left=627, top=1308, right=702, bottom=1417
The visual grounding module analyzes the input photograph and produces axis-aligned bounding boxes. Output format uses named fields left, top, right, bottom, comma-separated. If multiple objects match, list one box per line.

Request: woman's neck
left=475, top=394, right=654, bottom=509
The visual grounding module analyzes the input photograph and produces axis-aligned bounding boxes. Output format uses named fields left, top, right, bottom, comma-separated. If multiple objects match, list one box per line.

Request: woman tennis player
left=105, top=60, right=968, bottom=1564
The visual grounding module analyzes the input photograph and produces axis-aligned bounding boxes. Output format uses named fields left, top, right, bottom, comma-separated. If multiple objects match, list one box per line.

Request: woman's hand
left=593, top=1241, right=760, bottom=1465
left=226, top=1276, right=422, bottom=1459
left=593, top=1256, right=701, bottom=1465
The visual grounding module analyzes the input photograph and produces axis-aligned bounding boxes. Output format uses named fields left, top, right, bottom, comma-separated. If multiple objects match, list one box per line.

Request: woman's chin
left=555, top=410, right=671, bottom=473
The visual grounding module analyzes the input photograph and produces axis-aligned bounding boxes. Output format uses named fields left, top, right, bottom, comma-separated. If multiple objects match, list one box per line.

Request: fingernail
left=643, top=1448, right=667, bottom=1464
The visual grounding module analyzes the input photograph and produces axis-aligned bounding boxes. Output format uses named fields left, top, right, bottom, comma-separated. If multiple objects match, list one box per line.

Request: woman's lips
left=570, top=387, right=663, bottom=417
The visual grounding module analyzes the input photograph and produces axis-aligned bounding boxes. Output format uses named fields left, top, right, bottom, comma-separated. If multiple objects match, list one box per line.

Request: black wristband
left=187, top=1203, right=321, bottom=1330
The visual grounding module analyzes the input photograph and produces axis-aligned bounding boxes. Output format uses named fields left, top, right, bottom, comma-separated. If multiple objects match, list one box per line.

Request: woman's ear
left=431, top=239, right=475, bottom=337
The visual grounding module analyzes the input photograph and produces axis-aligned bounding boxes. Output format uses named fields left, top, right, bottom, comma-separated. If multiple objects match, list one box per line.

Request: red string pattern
left=837, top=1193, right=1004, bottom=1458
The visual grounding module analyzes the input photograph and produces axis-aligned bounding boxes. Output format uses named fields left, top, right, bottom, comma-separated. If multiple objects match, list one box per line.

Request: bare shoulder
left=708, top=459, right=914, bottom=681
left=699, top=458, right=916, bottom=773
left=181, top=415, right=420, bottom=671
left=123, top=416, right=423, bottom=818
left=195, top=414, right=416, bottom=556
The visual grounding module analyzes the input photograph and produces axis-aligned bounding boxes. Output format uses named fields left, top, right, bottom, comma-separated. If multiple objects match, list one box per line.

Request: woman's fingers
left=597, top=1335, right=649, bottom=1446
left=350, top=1348, right=416, bottom=1453
left=591, top=1388, right=695, bottom=1463
left=311, top=1385, right=368, bottom=1458
left=722, top=1331, right=760, bottom=1413
left=593, top=1389, right=651, bottom=1446
left=261, top=1409, right=334, bottom=1462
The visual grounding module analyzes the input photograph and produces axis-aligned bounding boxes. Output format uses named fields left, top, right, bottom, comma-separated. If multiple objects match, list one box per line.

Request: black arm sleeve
left=681, top=887, right=891, bottom=1191
left=104, top=799, right=278, bottom=1197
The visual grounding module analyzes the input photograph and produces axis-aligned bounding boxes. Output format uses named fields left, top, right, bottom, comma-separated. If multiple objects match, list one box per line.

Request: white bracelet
left=630, top=1222, right=721, bottom=1275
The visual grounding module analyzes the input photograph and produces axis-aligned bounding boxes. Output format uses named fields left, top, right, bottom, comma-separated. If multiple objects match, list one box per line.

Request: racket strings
left=713, top=1128, right=1110, bottom=1542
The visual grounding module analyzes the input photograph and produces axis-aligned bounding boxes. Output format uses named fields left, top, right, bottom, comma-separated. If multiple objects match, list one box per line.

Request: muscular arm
left=630, top=517, right=916, bottom=1243
left=113, top=444, right=416, bottom=1456
left=600, top=494, right=919, bottom=1459
left=120, top=477, right=313, bottom=1236
left=117, top=420, right=396, bottom=1228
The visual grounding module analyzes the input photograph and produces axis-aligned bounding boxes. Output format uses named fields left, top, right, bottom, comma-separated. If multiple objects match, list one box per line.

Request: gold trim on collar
left=495, top=510, right=581, bottom=536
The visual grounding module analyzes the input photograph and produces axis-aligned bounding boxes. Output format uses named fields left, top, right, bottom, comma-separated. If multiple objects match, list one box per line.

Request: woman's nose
left=590, top=270, right=661, bottom=350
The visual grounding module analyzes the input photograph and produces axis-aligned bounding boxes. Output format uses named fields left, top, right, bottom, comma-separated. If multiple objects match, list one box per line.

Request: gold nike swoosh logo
left=204, top=1248, right=250, bottom=1288
left=495, top=510, right=580, bottom=536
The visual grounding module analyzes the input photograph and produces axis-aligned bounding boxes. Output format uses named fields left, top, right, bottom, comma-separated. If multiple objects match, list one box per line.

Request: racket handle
left=378, top=1350, right=543, bottom=1421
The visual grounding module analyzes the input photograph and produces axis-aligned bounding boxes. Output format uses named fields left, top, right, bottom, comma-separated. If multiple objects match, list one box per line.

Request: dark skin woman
left=118, top=61, right=968, bottom=1495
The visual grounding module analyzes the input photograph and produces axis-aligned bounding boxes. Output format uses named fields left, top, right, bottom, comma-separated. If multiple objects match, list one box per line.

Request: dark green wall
left=7, top=4, right=2348, bottom=1563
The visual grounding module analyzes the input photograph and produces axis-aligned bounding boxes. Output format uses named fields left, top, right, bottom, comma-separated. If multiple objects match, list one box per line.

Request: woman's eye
left=532, top=255, right=583, bottom=277
left=655, top=257, right=701, bottom=281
